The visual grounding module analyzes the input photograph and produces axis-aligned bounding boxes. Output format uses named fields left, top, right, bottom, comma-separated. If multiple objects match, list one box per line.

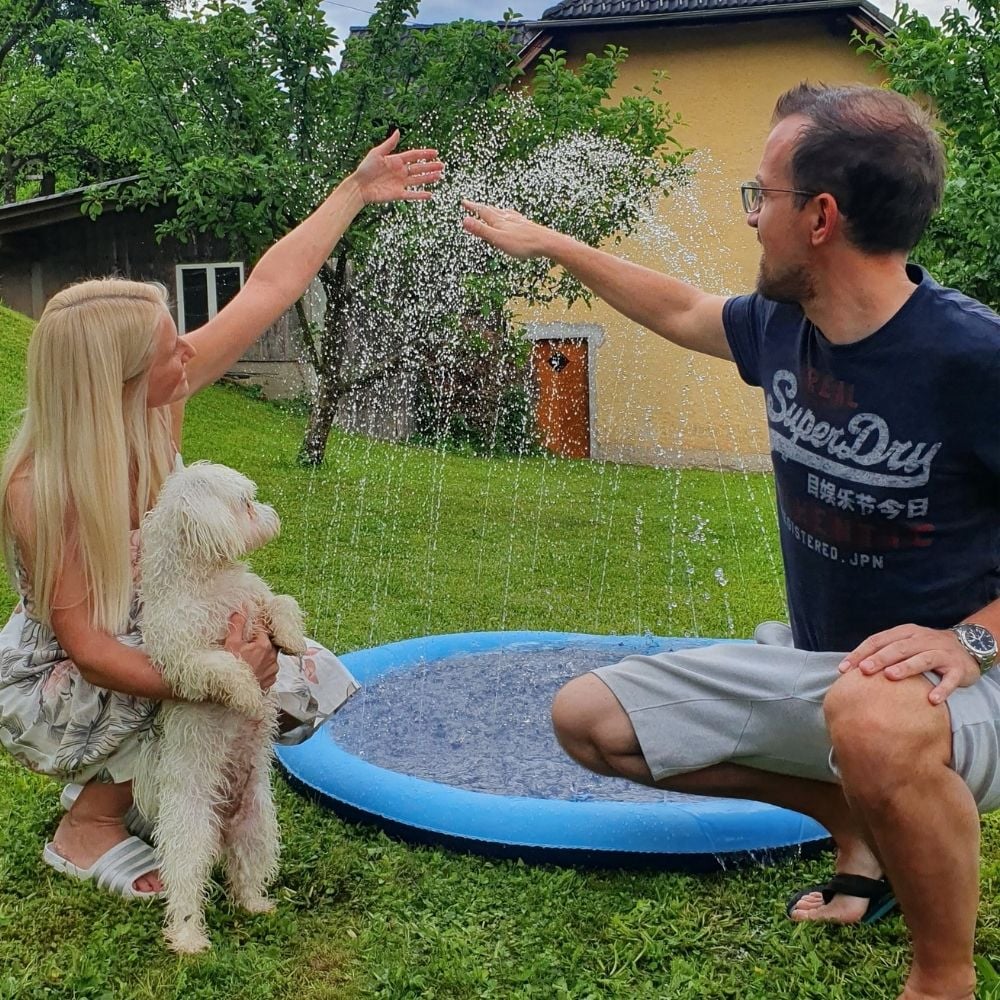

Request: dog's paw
left=189, top=650, right=265, bottom=713
left=238, top=894, right=276, bottom=915
left=164, top=922, right=211, bottom=954
left=275, top=633, right=308, bottom=657
left=266, top=596, right=308, bottom=656
left=224, top=681, right=266, bottom=718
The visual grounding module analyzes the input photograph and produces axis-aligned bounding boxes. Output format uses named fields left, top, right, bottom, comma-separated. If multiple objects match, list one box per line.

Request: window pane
left=181, top=268, right=209, bottom=331
left=215, top=266, right=242, bottom=312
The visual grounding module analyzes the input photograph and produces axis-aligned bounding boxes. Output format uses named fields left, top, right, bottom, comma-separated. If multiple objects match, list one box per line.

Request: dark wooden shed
left=0, top=179, right=304, bottom=377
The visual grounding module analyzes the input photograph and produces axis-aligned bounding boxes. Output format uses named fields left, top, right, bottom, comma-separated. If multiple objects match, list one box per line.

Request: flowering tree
left=345, top=94, right=687, bottom=455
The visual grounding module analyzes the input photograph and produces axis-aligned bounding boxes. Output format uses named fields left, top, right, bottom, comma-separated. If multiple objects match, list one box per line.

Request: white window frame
left=175, top=261, right=245, bottom=333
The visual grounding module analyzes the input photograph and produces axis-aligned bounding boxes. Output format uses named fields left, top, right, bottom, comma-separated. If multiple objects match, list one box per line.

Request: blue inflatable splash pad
left=276, top=631, right=830, bottom=871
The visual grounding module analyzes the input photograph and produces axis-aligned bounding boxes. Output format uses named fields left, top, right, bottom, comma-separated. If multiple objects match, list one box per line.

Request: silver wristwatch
left=950, top=623, right=998, bottom=673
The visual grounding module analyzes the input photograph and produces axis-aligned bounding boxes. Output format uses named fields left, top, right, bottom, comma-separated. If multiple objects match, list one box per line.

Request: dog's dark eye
left=246, top=501, right=256, bottom=519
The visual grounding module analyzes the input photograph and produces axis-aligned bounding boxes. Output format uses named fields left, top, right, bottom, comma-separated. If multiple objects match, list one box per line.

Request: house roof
left=352, top=0, right=891, bottom=74
left=535, top=0, right=891, bottom=25
left=514, top=0, right=891, bottom=68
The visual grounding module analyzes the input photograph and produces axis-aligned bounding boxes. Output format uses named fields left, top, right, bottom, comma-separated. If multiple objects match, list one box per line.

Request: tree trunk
left=297, top=374, right=341, bottom=466
left=1, top=152, right=14, bottom=204
left=297, top=254, right=352, bottom=465
left=296, top=251, right=409, bottom=462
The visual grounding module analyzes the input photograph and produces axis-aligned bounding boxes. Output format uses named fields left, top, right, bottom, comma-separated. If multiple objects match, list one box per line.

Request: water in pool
left=328, top=643, right=701, bottom=804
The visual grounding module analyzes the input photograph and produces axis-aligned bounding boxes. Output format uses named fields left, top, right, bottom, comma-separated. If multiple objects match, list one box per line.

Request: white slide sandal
left=42, top=837, right=163, bottom=899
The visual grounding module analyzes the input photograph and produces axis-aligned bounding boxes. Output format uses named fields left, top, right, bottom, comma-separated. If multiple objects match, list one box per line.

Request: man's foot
left=897, top=980, right=976, bottom=1000
left=52, top=810, right=163, bottom=894
left=788, top=873, right=895, bottom=924
left=896, top=964, right=976, bottom=1000
left=788, top=843, right=886, bottom=924
left=897, top=990, right=974, bottom=1000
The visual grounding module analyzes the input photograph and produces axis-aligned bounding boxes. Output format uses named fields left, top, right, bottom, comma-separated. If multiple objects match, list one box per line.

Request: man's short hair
left=773, top=83, right=946, bottom=255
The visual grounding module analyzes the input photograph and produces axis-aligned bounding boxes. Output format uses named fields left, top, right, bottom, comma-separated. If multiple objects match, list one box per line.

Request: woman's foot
left=52, top=782, right=162, bottom=894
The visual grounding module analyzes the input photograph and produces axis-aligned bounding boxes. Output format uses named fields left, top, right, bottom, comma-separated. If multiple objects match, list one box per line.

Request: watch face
left=959, top=624, right=997, bottom=655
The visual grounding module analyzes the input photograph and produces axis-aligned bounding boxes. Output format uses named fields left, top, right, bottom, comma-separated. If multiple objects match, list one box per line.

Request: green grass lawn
left=1, top=303, right=999, bottom=999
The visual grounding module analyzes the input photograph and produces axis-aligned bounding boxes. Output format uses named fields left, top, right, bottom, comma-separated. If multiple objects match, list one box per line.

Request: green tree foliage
left=861, top=0, right=1000, bottom=309
left=3, top=0, right=689, bottom=463
left=0, top=0, right=174, bottom=200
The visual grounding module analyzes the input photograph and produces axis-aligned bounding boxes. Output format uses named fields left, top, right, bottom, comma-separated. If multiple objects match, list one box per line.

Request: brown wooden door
left=531, top=338, right=590, bottom=459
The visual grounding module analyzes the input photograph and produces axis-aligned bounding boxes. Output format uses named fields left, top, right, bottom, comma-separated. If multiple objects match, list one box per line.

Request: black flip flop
left=786, top=873, right=897, bottom=925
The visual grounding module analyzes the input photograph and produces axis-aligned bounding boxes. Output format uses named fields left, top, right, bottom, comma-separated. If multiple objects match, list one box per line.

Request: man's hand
left=837, top=623, right=981, bottom=704
left=461, top=200, right=557, bottom=260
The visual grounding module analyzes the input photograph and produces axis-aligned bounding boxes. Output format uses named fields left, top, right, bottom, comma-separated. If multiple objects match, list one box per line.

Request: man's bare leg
left=551, top=673, right=882, bottom=923
left=825, top=670, right=977, bottom=1000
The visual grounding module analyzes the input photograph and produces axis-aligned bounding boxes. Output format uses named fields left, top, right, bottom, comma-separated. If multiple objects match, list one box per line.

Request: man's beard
left=756, top=255, right=816, bottom=304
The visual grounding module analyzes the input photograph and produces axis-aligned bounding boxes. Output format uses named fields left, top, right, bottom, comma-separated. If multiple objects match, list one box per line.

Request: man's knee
left=550, top=673, right=614, bottom=747
left=551, top=673, right=638, bottom=769
left=824, top=669, right=950, bottom=786
left=824, top=669, right=878, bottom=737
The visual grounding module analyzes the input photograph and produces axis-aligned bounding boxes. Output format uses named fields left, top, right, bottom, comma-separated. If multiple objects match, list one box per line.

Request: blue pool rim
left=276, top=631, right=831, bottom=872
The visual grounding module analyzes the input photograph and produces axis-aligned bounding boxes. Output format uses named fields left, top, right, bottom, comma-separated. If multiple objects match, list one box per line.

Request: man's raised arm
left=461, top=201, right=733, bottom=362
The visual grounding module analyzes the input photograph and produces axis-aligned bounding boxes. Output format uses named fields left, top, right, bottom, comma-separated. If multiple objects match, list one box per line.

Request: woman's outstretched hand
left=352, top=130, right=444, bottom=205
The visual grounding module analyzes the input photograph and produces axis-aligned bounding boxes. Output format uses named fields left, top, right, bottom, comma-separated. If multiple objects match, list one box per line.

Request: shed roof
left=0, top=176, right=138, bottom=236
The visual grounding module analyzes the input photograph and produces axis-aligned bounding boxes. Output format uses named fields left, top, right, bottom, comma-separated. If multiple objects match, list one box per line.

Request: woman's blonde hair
left=1, top=278, right=176, bottom=633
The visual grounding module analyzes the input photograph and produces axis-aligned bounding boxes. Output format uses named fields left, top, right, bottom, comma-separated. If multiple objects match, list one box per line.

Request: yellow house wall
left=523, top=16, right=883, bottom=468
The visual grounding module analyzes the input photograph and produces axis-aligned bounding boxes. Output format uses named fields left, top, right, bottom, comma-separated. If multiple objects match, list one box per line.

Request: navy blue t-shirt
left=723, top=264, right=1000, bottom=652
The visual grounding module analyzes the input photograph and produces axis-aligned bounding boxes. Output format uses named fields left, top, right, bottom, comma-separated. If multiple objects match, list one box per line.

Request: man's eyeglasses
left=740, top=180, right=818, bottom=214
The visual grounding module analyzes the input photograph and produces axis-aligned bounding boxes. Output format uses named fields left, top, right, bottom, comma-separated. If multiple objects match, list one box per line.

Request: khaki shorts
left=592, top=621, right=1000, bottom=813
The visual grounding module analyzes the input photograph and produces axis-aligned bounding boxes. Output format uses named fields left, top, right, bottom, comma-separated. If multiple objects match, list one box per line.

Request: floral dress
left=0, top=530, right=358, bottom=783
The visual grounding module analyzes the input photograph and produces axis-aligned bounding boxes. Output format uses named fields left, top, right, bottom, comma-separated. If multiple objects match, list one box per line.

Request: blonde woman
left=0, top=133, right=444, bottom=898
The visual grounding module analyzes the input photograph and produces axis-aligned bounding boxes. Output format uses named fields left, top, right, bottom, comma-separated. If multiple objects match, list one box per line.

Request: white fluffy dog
left=136, top=460, right=307, bottom=954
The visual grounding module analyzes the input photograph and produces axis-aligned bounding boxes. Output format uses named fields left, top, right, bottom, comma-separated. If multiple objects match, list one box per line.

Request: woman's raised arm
left=181, top=132, right=443, bottom=395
